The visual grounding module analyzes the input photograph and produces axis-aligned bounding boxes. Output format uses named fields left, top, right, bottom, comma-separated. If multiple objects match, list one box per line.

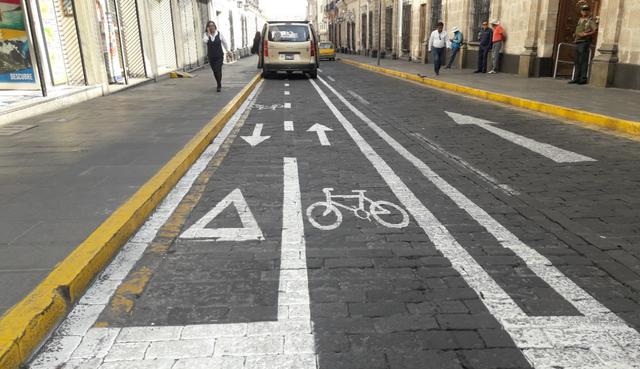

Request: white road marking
left=314, top=76, right=640, bottom=369
left=284, top=91, right=290, bottom=95
left=284, top=83, right=290, bottom=87
left=412, top=132, right=520, bottom=196
left=240, top=123, right=271, bottom=147
left=254, top=103, right=282, bottom=111
left=284, top=102, right=291, bottom=109
left=347, top=90, right=370, bottom=105
left=446, top=112, right=596, bottom=163
left=326, top=76, right=335, bottom=82
left=29, top=81, right=265, bottom=369
left=29, top=91, right=318, bottom=368
left=284, top=120, right=294, bottom=131
left=317, top=68, right=323, bottom=73
left=306, top=123, right=333, bottom=146
left=179, top=188, right=265, bottom=241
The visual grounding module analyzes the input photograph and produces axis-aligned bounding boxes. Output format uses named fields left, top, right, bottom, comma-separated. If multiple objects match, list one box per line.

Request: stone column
left=518, top=0, right=541, bottom=77
left=73, top=0, right=109, bottom=86
left=590, top=0, right=623, bottom=87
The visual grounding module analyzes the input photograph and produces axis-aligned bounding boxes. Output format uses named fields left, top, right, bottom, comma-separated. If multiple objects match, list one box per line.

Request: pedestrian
left=569, top=4, right=597, bottom=85
left=474, top=21, right=493, bottom=73
left=488, top=19, right=505, bottom=74
left=202, top=21, right=230, bottom=93
left=428, top=22, right=448, bottom=76
left=251, top=31, right=261, bottom=55
left=445, top=26, right=463, bottom=69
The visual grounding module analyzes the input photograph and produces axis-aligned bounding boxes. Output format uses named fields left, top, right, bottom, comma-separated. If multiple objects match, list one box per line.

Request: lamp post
left=377, top=0, right=382, bottom=65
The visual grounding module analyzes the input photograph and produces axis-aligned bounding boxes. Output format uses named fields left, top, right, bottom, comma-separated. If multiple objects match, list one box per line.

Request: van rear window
left=268, top=25, right=309, bottom=42
left=319, top=42, right=333, bottom=49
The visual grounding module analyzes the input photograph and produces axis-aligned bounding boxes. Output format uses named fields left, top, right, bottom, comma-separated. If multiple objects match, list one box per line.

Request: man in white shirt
left=427, top=22, right=448, bottom=76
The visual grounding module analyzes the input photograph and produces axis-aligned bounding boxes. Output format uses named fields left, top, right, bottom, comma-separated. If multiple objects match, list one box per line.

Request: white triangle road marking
left=179, top=188, right=264, bottom=241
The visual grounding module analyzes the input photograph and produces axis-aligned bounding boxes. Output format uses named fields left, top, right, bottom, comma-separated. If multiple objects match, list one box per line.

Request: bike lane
left=29, top=74, right=528, bottom=369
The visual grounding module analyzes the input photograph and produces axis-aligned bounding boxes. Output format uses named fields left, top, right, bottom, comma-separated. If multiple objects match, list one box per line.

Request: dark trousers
left=477, top=47, right=490, bottom=72
left=432, top=47, right=445, bottom=74
left=209, top=56, right=223, bottom=88
left=574, top=41, right=590, bottom=82
left=446, top=47, right=460, bottom=68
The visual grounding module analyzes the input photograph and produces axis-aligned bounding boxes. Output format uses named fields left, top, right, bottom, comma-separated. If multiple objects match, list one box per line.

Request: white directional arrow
left=241, top=123, right=271, bottom=147
left=307, top=123, right=333, bottom=146
left=445, top=112, right=596, bottom=163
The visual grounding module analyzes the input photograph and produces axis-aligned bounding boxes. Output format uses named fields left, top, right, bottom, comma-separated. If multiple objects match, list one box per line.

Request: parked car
left=258, top=21, right=319, bottom=79
left=318, top=41, right=336, bottom=61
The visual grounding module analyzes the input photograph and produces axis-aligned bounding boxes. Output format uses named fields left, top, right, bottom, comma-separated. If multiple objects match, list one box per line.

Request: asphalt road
left=29, top=61, right=640, bottom=369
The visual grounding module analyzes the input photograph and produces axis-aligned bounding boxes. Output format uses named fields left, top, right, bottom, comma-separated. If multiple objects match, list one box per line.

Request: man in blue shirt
left=445, top=26, right=463, bottom=69
left=474, top=21, right=493, bottom=73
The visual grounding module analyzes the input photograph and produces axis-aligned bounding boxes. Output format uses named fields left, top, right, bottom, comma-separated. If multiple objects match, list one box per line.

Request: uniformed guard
left=569, top=4, right=598, bottom=85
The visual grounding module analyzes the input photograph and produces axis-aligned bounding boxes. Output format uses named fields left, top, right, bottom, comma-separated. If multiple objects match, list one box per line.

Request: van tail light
left=263, top=40, right=269, bottom=57
left=310, top=42, right=316, bottom=57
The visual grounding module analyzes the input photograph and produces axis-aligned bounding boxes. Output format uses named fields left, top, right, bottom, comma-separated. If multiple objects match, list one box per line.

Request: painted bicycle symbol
left=306, top=188, right=410, bottom=230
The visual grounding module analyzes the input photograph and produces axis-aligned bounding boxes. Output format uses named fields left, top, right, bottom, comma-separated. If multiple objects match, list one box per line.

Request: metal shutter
left=117, top=0, right=146, bottom=78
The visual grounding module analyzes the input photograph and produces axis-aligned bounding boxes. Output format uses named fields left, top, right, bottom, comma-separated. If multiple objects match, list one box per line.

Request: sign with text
left=0, top=0, right=38, bottom=89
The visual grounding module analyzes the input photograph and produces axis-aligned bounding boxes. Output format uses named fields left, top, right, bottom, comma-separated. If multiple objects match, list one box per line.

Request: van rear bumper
left=263, top=63, right=316, bottom=72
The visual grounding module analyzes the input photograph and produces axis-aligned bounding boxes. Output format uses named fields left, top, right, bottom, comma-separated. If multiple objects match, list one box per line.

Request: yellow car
left=318, top=41, right=336, bottom=61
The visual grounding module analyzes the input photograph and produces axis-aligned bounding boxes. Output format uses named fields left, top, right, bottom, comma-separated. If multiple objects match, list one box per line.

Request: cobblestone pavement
left=28, top=62, right=640, bottom=369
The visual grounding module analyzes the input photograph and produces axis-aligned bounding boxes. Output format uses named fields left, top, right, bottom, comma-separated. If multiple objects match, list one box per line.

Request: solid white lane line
left=28, top=81, right=315, bottom=368
left=285, top=91, right=290, bottom=95
left=347, top=90, right=370, bottom=105
left=314, top=76, right=640, bottom=369
left=326, top=76, right=335, bottom=82
left=446, top=112, right=596, bottom=163
left=284, top=120, right=294, bottom=131
left=284, top=102, right=292, bottom=109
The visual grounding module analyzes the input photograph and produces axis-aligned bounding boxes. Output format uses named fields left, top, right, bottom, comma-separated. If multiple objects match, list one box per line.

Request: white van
left=258, top=21, right=319, bottom=79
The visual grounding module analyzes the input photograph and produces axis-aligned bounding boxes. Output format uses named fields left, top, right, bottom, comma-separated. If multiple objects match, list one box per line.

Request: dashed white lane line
left=284, top=120, right=294, bottom=131
left=326, top=76, right=335, bottom=82
left=312, top=77, right=640, bottom=369
left=284, top=102, right=291, bottom=109
left=446, top=112, right=596, bottom=163
left=284, top=83, right=290, bottom=87
left=28, top=80, right=313, bottom=369
left=284, top=91, right=290, bottom=95
left=347, top=90, right=370, bottom=105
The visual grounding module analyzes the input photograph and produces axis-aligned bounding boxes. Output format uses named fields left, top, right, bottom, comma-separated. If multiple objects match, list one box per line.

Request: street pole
left=377, top=0, right=381, bottom=65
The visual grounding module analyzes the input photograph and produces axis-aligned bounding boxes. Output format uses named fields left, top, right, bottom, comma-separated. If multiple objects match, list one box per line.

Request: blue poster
left=0, top=0, right=37, bottom=85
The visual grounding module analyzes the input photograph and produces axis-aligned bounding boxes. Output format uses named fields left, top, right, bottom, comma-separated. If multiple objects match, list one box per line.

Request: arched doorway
left=553, top=0, right=600, bottom=77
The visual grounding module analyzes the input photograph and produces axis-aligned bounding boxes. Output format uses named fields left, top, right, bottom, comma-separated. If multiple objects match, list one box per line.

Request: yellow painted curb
left=0, top=73, right=262, bottom=369
left=341, top=58, right=640, bottom=136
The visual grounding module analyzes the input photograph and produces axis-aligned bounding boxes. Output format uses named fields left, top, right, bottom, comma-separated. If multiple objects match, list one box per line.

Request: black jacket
left=479, top=28, right=493, bottom=49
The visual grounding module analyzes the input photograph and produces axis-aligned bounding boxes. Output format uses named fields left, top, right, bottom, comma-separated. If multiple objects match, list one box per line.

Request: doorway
left=553, top=0, right=600, bottom=77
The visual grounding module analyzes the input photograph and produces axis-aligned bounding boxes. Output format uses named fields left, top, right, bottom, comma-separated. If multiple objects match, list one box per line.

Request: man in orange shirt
left=489, top=19, right=505, bottom=74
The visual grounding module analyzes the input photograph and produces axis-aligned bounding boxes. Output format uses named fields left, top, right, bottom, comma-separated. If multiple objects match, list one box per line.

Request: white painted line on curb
left=347, top=90, right=370, bottom=105
left=284, top=120, right=294, bottom=131
left=284, top=102, right=292, bottom=109
left=314, top=76, right=640, bottom=369
left=446, top=112, right=596, bottom=163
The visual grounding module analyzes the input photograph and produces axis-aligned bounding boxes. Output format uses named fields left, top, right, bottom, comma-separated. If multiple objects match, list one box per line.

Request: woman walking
left=203, top=21, right=229, bottom=92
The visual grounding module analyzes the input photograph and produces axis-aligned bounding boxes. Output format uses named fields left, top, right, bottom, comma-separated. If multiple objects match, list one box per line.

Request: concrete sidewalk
left=338, top=54, right=640, bottom=123
left=0, top=56, right=259, bottom=315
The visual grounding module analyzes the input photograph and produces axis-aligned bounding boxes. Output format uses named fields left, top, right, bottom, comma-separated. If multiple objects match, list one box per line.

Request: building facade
left=321, top=0, right=640, bottom=90
left=0, top=0, right=265, bottom=95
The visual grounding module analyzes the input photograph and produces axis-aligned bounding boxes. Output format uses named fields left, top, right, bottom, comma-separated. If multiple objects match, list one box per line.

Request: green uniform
left=575, top=17, right=597, bottom=43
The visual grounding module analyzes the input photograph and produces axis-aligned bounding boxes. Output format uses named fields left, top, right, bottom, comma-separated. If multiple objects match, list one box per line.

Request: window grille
left=472, top=0, right=491, bottom=41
